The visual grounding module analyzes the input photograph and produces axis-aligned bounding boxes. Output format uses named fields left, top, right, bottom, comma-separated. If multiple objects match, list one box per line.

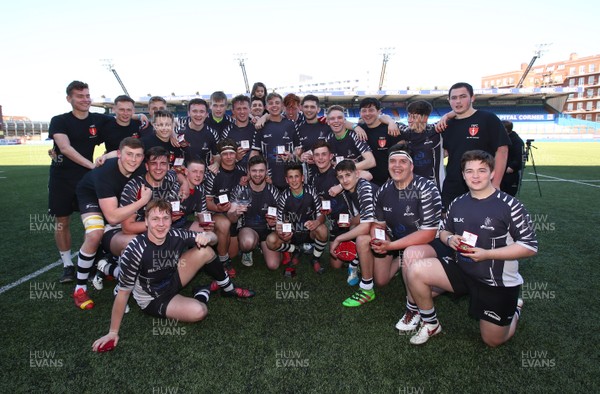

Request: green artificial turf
left=0, top=142, right=598, bottom=393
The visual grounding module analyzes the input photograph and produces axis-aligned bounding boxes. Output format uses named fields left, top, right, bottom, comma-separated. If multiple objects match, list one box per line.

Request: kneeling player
left=99, top=153, right=254, bottom=301
left=266, top=163, right=328, bottom=277
left=334, top=160, right=378, bottom=306
left=72, top=137, right=152, bottom=309
left=404, top=150, right=537, bottom=346
left=358, top=144, right=442, bottom=315
left=205, top=139, right=247, bottom=278
left=228, top=156, right=281, bottom=270
left=172, top=159, right=212, bottom=232
left=309, top=141, right=354, bottom=283
left=101, top=146, right=183, bottom=264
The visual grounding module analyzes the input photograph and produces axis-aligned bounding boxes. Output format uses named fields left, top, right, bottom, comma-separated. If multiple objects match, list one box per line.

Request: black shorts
left=142, top=271, right=183, bottom=318
left=440, top=258, right=520, bottom=326
left=78, top=199, right=100, bottom=214
left=291, top=231, right=312, bottom=245
left=430, top=238, right=456, bottom=264
left=75, top=180, right=102, bottom=214
left=101, top=228, right=121, bottom=253
left=328, top=221, right=350, bottom=239
left=48, top=173, right=83, bottom=216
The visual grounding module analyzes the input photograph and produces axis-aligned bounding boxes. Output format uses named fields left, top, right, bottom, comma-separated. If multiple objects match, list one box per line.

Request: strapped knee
left=83, top=215, right=105, bottom=234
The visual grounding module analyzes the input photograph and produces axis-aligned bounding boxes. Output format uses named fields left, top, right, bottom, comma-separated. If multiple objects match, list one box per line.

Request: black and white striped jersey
left=204, top=165, right=247, bottom=202
left=181, top=123, right=220, bottom=165
left=206, top=114, right=234, bottom=139
left=442, top=191, right=538, bottom=287
left=325, top=130, right=371, bottom=163
left=276, top=185, right=321, bottom=233
left=120, top=171, right=180, bottom=222
left=310, top=166, right=350, bottom=222
left=374, top=176, right=442, bottom=241
left=173, top=184, right=207, bottom=228
left=118, top=228, right=196, bottom=309
left=343, top=178, right=377, bottom=224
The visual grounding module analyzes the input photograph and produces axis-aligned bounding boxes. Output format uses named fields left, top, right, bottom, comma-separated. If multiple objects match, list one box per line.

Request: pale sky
left=1, top=0, right=598, bottom=121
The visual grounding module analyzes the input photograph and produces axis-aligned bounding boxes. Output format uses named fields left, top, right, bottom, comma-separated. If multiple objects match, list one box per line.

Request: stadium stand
left=0, top=120, right=49, bottom=141
left=85, top=86, right=598, bottom=141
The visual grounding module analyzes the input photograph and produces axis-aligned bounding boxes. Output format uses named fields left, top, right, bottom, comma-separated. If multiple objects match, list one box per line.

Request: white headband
left=219, top=145, right=237, bottom=154
left=388, top=151, right=413, bottom=163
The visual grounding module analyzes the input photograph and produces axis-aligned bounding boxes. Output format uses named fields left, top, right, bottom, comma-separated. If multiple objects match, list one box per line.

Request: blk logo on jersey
left=468, top=124, right=479, bottom=136
left=378, top=137, right=387, bottom=148
left=89, top=125, right=97, bottom=136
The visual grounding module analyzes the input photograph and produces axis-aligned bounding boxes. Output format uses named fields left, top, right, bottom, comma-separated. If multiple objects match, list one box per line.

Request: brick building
left=482, top=53, right=600, bottom=122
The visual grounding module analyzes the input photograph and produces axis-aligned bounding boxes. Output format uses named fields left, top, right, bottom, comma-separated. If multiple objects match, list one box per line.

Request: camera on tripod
left=520, top=138, right=541, bottom=197
left=524, top=139, right=536, bottom=163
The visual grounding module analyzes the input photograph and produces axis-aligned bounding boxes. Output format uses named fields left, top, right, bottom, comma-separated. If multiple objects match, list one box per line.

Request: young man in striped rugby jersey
left=266, top=163, right=328, bottom=277
left=334, top=160, right=378, bottom=307
left=365, top=143, right=442, bottom=325
left=403, top=150, right=537, bottom=346
left=92, top=199, right=219, bottom=352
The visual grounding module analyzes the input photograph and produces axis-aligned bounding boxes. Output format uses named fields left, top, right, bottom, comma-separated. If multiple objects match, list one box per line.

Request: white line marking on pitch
left=530, top=173, right=600, bottom=189
left=0, top=261, right=62, bottom=295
